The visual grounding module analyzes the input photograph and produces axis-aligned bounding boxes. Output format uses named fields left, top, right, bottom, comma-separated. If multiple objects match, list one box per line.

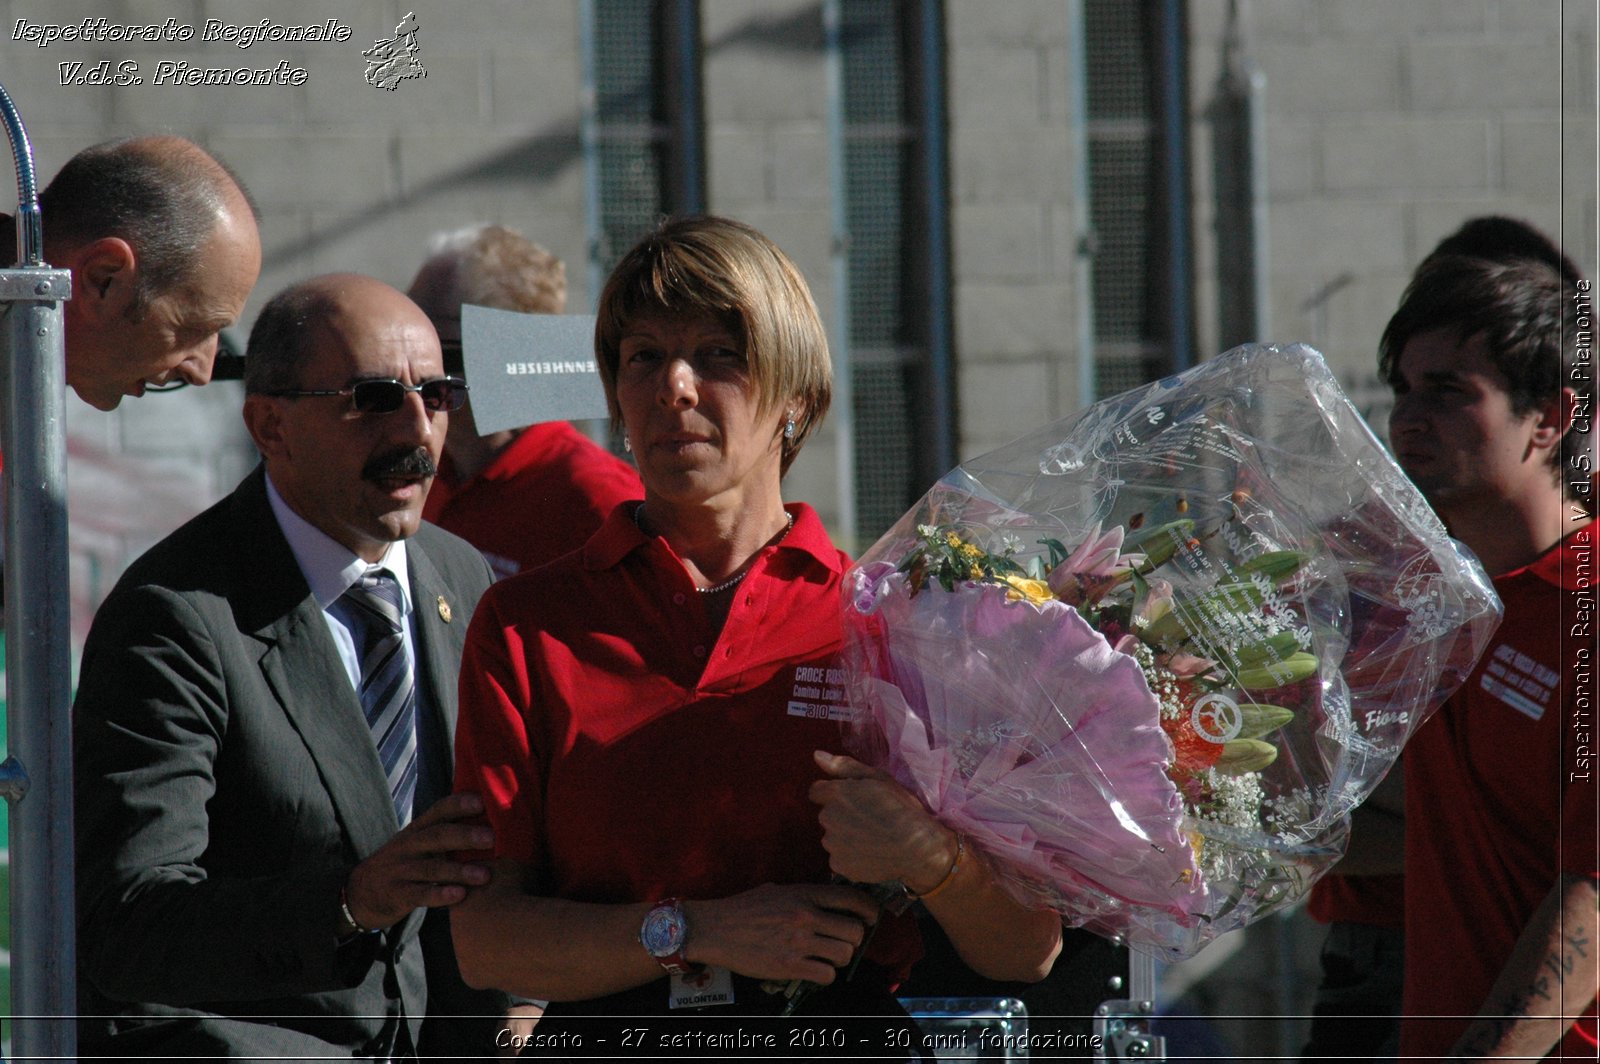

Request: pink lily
left=1048, top=521, right=1148, bottom=605
left=1158, top=651, right=1217, bottom=679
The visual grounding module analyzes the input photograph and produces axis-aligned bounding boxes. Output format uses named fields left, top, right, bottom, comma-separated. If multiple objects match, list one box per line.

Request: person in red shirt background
left=1381, top=251, right=1596, bottom=1061
left=1301, top=216, right=1588, bottom=1064
left=406, top=224, right=641, bottom=579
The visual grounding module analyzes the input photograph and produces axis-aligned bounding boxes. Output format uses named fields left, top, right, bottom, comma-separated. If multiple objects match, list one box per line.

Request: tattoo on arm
left=1447, top=917, right=1593, bottom=1060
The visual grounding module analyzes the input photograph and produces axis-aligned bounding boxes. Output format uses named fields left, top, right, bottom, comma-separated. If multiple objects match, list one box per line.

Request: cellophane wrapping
left=841, top=344, right=1502, bottom=959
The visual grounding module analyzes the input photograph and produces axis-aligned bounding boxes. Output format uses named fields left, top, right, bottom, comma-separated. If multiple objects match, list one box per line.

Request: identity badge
left=667, top=966, right=735, bottom=1009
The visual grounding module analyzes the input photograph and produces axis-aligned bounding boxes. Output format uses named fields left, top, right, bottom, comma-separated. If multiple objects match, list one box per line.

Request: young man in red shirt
left=1381, top=253, right=1596, bottom=1060
left=1302, top=216, right=1587, bottom=1064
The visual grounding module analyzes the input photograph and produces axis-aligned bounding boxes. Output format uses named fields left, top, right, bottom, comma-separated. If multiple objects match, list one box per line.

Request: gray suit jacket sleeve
left=75, top=582, right=376, bottom=1004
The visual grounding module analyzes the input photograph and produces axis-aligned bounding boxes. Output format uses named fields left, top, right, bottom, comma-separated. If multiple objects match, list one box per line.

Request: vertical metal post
left=579, top=0, right=604, bottom=310
left=1066, top=0, right=1098, bottom=409
left=1, top=79, right=77, bottom=1062
left=824, top=0, right=858, bottom=550
left=1245, top=51, right=1270, bottom=342
left=914, top=0, right=955, bottom=479
left=662, top=0, right=706, bottom=216
left=1210, top=0, right=1271, bottom=349
left=1094, top=947, right=1167, bottom=1060
left=1155, top=0, right=1194, bottom=373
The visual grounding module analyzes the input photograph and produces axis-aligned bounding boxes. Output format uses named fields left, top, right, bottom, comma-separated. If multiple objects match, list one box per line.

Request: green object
left=1, top=629, right=9, bottom=1029
left=1, top=628, right=8, bottom=850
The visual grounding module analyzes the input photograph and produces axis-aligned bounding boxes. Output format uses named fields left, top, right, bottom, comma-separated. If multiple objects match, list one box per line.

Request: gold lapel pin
left=437, top=596, right=452, bottom=623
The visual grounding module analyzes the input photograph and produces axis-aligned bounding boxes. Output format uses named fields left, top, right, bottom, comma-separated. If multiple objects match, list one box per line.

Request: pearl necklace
left=634, top=505, right=796, bottom=594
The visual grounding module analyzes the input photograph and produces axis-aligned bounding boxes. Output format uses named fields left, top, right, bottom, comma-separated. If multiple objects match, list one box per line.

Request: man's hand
left=344, top=792, right=494, bottom=931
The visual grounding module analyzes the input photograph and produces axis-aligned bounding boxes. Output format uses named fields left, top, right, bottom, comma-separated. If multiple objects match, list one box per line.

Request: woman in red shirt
left=451, top=216, right=1060, bottom=1056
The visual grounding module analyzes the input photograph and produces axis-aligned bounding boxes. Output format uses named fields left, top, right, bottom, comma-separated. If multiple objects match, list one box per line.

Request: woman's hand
left=455, top=861, right=881, bottom=1000
left=808, top=750, right=958, bottom=895
left=809, top=749, right=1064, bottom=984
left=688, top=881, right=878, bottom=985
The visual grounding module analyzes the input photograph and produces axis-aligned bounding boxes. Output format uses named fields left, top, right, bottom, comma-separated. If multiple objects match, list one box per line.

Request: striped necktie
left=339, top=568, right=417, bottom=825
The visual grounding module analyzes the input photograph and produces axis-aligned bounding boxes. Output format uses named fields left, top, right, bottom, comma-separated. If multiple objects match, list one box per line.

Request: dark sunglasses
left=264, top=376, right=469, bottom=414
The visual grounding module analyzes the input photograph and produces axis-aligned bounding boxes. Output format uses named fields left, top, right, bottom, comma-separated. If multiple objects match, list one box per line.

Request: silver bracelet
left=338, top=886, right=372, bottom=936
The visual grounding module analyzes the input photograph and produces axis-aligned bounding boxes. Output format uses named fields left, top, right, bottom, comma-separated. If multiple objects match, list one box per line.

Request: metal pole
left=1066, top=0, right=1097, bottom=409
left=824, top=0, right=858, bottom=551
left=1155, top=0, right=1194, bottom=373
left=1094, top=945, right=1167, bottom=1061
left=1, top=79, right=77, bottom=1062
left=915, top=0, right=955, bottom=479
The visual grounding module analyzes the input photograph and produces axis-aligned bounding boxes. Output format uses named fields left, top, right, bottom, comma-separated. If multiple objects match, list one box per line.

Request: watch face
left=641, top=904, right=687, bottom=957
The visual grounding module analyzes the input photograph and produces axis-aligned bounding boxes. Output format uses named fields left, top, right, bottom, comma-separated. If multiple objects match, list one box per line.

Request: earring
left=784, top=413, right=797, bottom=440
left=623, top=432, right=632, bottom=453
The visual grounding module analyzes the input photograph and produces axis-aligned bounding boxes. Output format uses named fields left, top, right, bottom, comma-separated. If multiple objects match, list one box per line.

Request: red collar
left=582, top=501, right=845, bottom=577
left=1516, top=517, right=1598, bottom=591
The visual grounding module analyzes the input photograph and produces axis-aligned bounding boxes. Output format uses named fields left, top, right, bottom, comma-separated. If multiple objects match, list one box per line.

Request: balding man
left=73, top=274, right=508, bottom=1058
left=4, top=134, right=260, bottom=409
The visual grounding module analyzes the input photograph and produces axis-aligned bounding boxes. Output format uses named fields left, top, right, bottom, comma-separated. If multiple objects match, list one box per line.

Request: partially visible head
left=1422, top=215, right=1585, bottom=286
left=405, top=223, right=568, bottom=372
left=1380, top=255, right=1588, bottom=513
left=243, top=274, right=449, bottom=561
left=595, top=215, right=832, bottom=476
left=406, top=223, right=567, bottom=456
left=43, top=136, right=261, bottom=410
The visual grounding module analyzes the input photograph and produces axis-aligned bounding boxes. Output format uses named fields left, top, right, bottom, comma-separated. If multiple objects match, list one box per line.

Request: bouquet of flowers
left=841, top=344, right=1502, bottom=958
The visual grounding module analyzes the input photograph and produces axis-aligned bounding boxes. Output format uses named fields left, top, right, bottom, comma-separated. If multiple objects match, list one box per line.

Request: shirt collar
left=1521, top=517, right=1598, bottom=591
left=583, top=501, right=845, bottom=577
left=265, top=472, right=413, bottom=613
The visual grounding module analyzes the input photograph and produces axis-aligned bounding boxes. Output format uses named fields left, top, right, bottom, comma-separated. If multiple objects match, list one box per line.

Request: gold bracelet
left=910, top=834, right=965, bottom=901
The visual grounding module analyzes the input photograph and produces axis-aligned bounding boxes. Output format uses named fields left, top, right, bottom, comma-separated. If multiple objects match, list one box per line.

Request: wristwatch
left=639, top=898, right=698, bottom=976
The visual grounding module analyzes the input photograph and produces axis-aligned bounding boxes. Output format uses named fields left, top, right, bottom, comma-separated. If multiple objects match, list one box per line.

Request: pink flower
left=1047, top=522, right=1147, bottom=606
left=1159, top=651, right=1216, bottom=679
left=1134, top=579, right=1176, bottom=628
left=844, top=570, right=1204, bottom=928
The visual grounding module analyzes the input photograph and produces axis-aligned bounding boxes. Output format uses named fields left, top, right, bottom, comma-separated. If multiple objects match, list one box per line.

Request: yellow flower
left=960, top=542, right=983, bottom=559
left=945, top=532, right=964, bottom=549
left=1003, top=575, right=1054, bottom=605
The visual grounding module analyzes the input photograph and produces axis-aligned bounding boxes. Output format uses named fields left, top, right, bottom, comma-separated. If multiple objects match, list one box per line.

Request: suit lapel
left=407, top=542, right=462, bottom=756
left=232, top=469, right=399, bottom=858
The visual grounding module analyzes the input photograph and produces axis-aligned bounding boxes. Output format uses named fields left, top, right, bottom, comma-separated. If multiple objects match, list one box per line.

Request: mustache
left=362, top=447, right=437, bottom=482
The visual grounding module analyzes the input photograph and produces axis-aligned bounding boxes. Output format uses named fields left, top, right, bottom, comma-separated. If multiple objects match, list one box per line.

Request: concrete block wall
left=4, top=0, right=1592, bottom=616
left=700, top=0, right=843, bottom=535
left=3, top=0, right=596, bottom=624
left=945, top=0, right=1090, bottom=462
left=1188, top=0, right=1597, bottom=426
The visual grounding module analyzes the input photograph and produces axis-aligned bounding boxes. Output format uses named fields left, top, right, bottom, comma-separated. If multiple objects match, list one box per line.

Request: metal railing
left=0, top=79, right=77, bottom=1062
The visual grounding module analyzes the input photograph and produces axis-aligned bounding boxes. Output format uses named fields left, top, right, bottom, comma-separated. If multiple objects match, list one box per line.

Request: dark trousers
left=1301, top=921, right=1404, bottom=1063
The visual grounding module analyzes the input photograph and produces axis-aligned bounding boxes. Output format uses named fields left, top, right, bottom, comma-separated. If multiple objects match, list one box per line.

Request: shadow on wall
left=261, top=3, right=855, bottom=272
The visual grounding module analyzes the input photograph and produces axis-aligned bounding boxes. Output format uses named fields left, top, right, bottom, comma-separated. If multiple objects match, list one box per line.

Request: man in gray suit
left=74, top=273, right=508, bottom=1058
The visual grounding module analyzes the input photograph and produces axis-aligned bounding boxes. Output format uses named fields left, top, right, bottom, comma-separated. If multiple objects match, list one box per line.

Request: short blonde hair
left=595, top=216, right=832, bottom=475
